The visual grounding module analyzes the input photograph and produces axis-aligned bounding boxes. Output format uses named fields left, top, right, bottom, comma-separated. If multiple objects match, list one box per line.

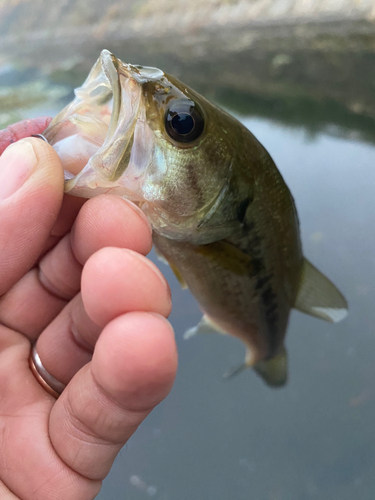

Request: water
left=1, top=55, right=375, bottom=500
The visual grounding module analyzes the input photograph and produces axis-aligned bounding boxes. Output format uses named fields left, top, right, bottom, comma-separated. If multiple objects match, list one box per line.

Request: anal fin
left=294, top=258, right=348, bottom=323
left=224, top=346, right=288, bottom=388
left=253, top=346, right=288, bottom=388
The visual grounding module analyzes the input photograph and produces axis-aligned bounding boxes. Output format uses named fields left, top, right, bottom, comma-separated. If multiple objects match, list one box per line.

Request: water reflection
left=216, top=89, right=375, bottom=146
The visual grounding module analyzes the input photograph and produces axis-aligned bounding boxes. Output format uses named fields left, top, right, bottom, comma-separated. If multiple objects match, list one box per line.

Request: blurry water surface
left=1, top=49, right=375, bottom=500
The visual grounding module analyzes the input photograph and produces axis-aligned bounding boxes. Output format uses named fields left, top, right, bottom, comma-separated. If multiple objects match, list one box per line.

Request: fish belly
left=153, top=232, right=294, bottom=364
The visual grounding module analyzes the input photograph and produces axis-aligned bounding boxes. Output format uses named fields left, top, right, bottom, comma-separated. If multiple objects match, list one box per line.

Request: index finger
left=0, top=117, right=52, bottom=155
left=0, top=118, right=89, bottom=251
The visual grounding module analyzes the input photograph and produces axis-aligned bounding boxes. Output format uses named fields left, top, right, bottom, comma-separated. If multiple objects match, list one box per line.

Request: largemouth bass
left=43, top=50, right=347, bottom=387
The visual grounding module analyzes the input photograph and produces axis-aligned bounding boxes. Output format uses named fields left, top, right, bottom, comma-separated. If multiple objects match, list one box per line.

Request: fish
left=42, top=50, right=348, bottom=387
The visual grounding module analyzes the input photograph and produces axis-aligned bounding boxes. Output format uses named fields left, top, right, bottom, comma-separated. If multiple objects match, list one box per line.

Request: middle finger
left=0, top=195, right=153, bottom=339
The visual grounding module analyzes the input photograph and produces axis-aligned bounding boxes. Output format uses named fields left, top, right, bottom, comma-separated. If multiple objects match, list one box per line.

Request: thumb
left=0, top=138, right=64, bottom=295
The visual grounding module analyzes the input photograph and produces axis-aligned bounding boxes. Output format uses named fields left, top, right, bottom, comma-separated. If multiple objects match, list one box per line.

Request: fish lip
left=100, top=50, right=122, bottom=143
left=53, top=50, right=143, bottom=193
left=45, top=50, right=160, bottom=199
left=119, top=61, right=165, bottom=84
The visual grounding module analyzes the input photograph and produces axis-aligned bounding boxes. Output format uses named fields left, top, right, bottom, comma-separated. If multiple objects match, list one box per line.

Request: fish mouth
left=43, top=50, right=147, bottom=197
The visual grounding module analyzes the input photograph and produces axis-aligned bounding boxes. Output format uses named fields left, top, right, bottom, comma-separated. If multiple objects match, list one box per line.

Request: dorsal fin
left=294, top=258, right=348, bottom=323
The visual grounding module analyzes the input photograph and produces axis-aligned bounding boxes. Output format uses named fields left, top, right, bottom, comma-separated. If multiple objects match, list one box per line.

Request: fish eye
left=165, top=100, right=204, bottom=143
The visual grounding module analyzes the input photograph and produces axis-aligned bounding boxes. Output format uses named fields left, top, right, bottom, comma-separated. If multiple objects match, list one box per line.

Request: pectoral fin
left=193, top=240, right=253, bottom=276
left=294, top=258, right=348, bottom=322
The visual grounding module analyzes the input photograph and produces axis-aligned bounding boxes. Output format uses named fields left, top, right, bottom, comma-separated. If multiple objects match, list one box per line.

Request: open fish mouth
left=43, top=50, right=162, bottom=199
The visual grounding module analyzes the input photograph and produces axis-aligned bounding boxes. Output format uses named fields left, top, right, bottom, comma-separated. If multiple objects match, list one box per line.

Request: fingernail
left=126, top=249, right=172, bottom=303
left=0, top=140, right=38, bottom=201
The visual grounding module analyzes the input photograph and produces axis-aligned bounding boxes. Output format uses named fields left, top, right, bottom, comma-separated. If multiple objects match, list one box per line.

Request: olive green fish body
left=153, top=128, right=303, bottom=366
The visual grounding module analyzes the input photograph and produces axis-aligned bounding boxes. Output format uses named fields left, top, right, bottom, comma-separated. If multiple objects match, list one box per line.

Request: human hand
left=0, top=119, right=177, bottom=499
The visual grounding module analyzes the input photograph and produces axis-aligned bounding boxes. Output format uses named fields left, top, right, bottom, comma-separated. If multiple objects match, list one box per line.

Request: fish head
left=44, top=50, right=240, bottom=242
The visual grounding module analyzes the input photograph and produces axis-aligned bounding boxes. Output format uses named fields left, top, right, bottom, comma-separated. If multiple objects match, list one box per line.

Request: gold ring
left=29, top=344, right=66, bottom=399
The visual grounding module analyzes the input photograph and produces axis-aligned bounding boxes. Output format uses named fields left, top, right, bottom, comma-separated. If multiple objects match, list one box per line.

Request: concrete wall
left=0, top=0, right=374, bottom=43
